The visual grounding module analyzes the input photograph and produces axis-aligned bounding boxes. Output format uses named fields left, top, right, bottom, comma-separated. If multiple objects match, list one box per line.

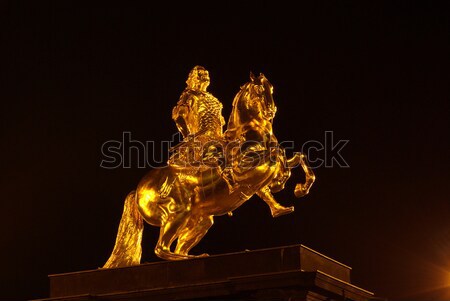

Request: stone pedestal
left=34, top=244, right=374, bottom=301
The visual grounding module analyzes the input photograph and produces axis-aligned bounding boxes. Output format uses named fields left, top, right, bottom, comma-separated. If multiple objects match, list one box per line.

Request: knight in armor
left=160, top=66, right=238, bottom=198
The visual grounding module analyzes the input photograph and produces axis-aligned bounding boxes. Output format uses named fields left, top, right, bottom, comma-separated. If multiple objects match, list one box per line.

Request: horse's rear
left=135, top=167, right=187, bottom=227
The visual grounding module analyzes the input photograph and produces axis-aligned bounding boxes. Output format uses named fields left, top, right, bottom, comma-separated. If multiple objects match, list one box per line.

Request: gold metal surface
left=103, top=66, right=315, bottom=267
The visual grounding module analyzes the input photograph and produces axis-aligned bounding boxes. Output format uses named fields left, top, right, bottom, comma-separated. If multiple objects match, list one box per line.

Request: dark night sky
left=1, top=1, right=449, bottom=300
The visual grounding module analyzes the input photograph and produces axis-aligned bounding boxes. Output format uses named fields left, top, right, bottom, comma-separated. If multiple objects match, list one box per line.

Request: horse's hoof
left=155, top=247, right=189, bottom=261
left=272, top=206, right=294, bottom=218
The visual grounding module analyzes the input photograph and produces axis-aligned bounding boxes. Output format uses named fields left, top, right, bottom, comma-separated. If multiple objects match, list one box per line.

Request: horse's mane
left=225, top=82, right=252, bottom=140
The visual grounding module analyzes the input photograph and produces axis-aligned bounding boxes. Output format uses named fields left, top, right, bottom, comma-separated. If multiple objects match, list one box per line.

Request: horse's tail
left=103, top=190, right=143, bottom=268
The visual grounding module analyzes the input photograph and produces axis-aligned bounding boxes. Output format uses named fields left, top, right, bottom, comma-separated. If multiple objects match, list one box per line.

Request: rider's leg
left=174, top=215, right=214, bottom=256
left=202, top=142, right=240, bottom=194
left=256, top=186, right=294, bottom=218
left=221, top=166, right=239, bottom=193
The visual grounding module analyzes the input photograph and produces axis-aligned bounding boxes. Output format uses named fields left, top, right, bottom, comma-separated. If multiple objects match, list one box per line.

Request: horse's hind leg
left=154, top=210, right=191, bottom=260
left=174, top=215, right=214, bottom=257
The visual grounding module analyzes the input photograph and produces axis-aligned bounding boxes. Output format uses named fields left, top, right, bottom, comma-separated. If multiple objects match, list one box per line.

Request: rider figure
left=161, top=66, right=238, bottom=198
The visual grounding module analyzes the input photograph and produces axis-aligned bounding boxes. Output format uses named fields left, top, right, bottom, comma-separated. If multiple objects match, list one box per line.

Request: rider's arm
left=172, top=93, right=194, bottom=138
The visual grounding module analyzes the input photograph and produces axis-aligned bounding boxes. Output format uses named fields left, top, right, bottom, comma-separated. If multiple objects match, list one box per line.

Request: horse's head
left=248, top=72, right=277, bottom=120
left=225, top=73, right=277, bottom=141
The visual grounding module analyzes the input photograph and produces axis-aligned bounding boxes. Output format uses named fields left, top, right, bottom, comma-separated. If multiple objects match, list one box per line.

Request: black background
left=1, top=1, right=449, bottom=300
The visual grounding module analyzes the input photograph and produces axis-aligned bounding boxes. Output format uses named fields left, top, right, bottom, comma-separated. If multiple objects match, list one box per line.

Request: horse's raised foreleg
left=286, top=152, right=302, bottom=168
left=256, top=186, right=294, bottom=218
left=294, top=154, right=316, bottom=198
left=174, top=215, right=214, bottom=257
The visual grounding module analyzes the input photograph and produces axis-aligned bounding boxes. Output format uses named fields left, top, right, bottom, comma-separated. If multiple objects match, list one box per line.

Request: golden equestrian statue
left=103, top=66, right=315, bottom=267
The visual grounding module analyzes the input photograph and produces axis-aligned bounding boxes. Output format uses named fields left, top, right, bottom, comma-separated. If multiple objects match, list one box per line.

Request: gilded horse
left=103, top=73, right=315, bottom=267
